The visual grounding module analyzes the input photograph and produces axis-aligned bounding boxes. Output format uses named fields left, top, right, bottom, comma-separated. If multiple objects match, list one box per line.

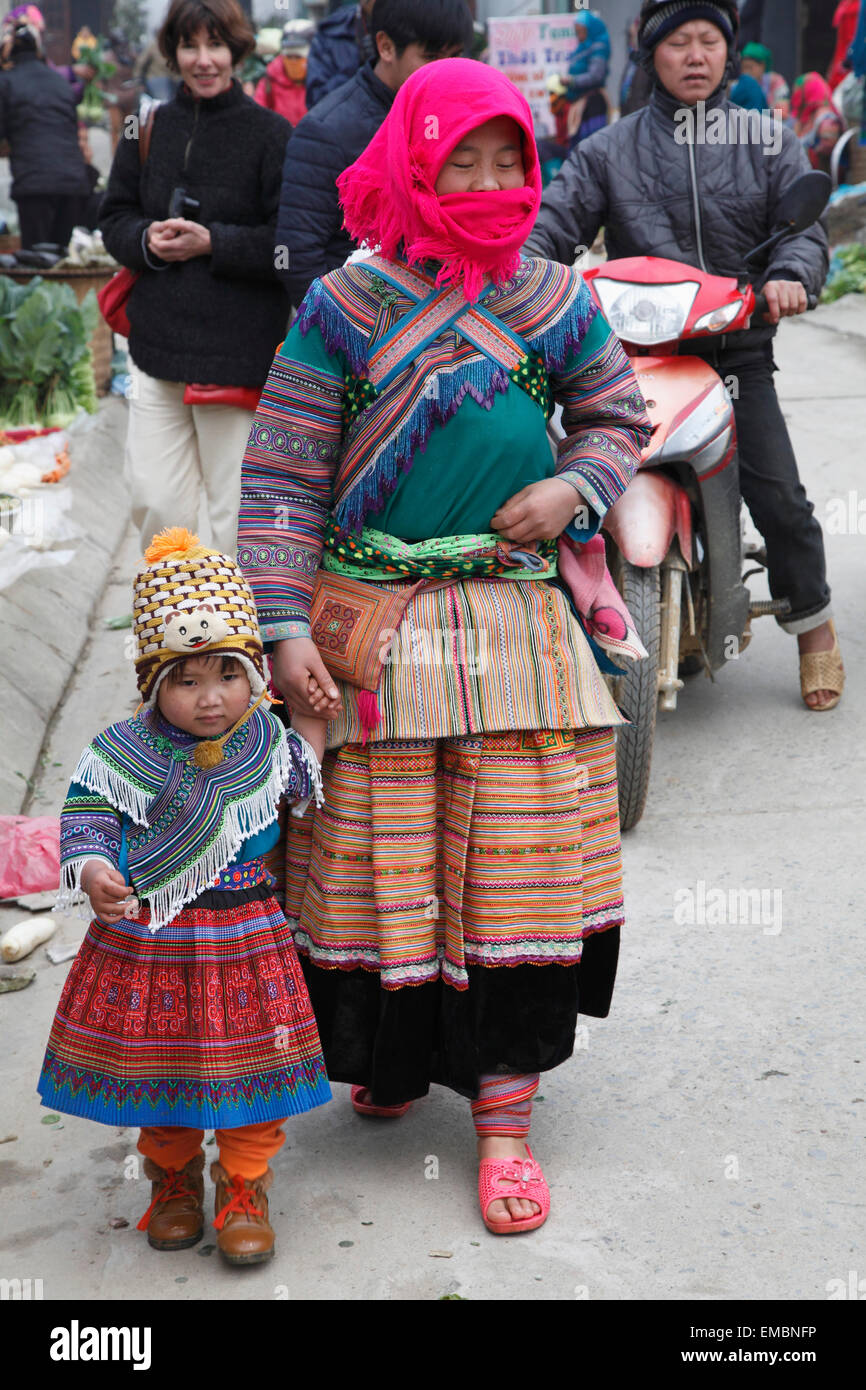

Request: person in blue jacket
left=565, top=10, right=611, bottom=147
left=305, top=0, right=376, bottom=109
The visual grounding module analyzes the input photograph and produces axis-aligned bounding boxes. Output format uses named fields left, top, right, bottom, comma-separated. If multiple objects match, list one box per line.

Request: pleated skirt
left=37, top=882, right=331, bottom=1129
left=272, top=726, right=623, bottom=1105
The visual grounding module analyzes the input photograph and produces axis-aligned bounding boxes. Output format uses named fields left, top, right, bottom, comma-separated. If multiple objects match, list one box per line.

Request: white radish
left=0, top=915, right=58, bottom=962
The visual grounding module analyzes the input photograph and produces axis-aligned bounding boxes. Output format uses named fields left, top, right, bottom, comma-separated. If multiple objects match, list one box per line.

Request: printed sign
left=487, top=14, right=579, bottom=136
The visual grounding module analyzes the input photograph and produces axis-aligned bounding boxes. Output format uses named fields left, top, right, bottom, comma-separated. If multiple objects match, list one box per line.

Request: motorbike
left=558, top=171, right=831, bottom=831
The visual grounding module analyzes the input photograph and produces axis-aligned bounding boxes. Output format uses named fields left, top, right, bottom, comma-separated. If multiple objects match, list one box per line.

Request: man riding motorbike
left=525, top=0, right=844, bottom=712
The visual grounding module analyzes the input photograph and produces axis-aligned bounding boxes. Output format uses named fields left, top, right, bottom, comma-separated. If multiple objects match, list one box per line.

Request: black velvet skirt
left=299, top=926, right=619, bottom=1106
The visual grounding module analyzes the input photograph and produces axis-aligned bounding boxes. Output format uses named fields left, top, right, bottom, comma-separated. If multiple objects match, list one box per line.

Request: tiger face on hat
left=133, top=528, right=265, bottom=709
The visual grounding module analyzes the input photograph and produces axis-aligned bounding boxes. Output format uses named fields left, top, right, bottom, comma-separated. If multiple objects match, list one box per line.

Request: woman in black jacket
left=0, top=21, right=92, bottom=248
left=98, top=0, right=292, bottom=554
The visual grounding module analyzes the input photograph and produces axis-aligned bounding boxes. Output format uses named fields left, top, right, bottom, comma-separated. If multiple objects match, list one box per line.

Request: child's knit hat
left=133, top=528, right=265, bottom=709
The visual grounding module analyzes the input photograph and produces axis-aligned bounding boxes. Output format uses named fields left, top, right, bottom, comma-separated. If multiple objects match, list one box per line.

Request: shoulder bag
left=96, top=103, right=159, bottom=336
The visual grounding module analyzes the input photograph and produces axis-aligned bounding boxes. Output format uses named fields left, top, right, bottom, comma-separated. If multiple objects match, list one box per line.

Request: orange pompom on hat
left=133, top=528, right=265, bottom=708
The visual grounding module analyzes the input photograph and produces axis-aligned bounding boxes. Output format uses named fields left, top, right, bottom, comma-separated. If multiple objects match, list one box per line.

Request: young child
left=37, top=528, right=330, bottom=1266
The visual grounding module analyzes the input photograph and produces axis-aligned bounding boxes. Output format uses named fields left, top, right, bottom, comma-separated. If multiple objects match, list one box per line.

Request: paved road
left=1, top=301, right=863, bottom=1301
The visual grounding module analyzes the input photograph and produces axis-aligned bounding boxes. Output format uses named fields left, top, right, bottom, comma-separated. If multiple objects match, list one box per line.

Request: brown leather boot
left=137, top=1152, right=205, bottom=1251
left=211, top=1161, right=275, bottom=1265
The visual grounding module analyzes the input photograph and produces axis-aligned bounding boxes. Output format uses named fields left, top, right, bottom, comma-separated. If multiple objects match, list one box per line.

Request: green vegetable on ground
left=820, top=243, right=866, bottom=304
left=0, top=277, right=100, bottom=429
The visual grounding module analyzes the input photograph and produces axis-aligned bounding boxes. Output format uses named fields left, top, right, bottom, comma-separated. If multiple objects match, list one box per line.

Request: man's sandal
left=800, top=620, right=845, bottom=712
left=478, top=1144, right=550, bottom=1235
left=350, top=1085, right=412, bottom=1118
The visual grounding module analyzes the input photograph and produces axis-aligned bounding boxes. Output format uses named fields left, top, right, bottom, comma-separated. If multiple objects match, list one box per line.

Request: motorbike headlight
left=693, top=299, right=744, bottom=333
left=592, top=279, right=700, bottom=345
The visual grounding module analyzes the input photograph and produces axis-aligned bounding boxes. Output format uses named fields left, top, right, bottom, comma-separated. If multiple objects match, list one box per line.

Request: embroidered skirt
left=273, top=727, right=622, bottom=1104
left=324, top=577, right=625, bottom=747
left=37, top=881, right=331, bottom=1129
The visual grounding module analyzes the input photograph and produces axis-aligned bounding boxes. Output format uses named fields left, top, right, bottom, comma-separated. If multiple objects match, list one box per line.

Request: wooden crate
left=0, top=265, right=115, bottom=396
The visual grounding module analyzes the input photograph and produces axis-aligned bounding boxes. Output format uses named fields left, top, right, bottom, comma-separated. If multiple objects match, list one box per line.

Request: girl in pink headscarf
left=792, top=72, right=845, bottom=171
left=238, top=58, right=650, bottom=1235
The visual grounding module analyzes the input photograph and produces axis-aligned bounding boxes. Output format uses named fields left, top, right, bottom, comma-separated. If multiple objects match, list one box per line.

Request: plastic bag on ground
left=0, top=816, right=61, bottom=899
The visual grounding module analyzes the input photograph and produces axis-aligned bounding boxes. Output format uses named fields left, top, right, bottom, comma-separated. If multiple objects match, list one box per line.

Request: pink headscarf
left=791, top=72, right=834, bottom=127
left=337, top=58, right=542, bottom=304
left=3, top=4, right=44, bottom=26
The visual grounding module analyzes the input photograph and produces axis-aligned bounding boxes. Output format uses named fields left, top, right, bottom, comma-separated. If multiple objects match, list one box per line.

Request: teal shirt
left=366, top=382, right=556, bottom=542
left=365, top=310, right=612, bottom=543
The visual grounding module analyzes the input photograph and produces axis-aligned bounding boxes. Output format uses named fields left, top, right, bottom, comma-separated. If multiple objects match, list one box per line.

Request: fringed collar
left=295, top=255, right=596, bottom=535
left=66, top=709, right=318, bottom=932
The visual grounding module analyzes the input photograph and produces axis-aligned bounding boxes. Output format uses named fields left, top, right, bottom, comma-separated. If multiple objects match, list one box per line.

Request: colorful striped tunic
left=238, top=254, right=650, bottom=744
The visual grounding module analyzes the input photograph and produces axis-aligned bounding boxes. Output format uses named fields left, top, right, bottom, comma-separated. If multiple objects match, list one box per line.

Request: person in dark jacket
left=0, top=21, right=92, bottom=248
left=525, top=0, right=844, bottom=712
left=276, top=0, right=473, bottom=311
left=304, top=0, right=375, bottom=109
left=98, top=0, right=292, bottom=554
left=737, top=0, right=765, bottom=49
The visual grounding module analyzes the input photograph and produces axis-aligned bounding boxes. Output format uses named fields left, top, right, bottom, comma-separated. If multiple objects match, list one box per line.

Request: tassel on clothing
left=356, top=689, right=382, bottom=744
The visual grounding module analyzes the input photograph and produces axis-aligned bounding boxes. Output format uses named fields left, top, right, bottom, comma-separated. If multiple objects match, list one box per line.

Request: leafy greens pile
left=0, top=277, right=99, bottom=428
left=821, top=244, right=866, bottom=304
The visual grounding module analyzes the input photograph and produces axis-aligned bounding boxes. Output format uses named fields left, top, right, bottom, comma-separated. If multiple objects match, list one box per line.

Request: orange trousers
left=138, top=1121, right=287, bottom=1180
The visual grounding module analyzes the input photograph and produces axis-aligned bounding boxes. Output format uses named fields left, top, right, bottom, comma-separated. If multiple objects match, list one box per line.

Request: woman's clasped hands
left=146, top=218, right=212, bottom=262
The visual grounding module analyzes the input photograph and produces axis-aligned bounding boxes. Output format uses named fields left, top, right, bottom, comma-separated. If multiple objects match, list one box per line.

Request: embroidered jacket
left=59, top=710, right=322, bottom=931
left=238, top=255, right=651, bottom=639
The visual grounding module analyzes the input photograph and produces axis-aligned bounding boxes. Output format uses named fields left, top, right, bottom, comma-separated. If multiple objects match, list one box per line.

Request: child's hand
left=272, top=639, right=342, bottom=719
left=80, top=861, right=134, bottom=923
left=292, top=712, right=327, bottom=766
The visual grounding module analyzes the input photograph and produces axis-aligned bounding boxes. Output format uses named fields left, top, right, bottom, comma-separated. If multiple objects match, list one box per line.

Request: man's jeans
left=688, top=340, right=831, bottom=633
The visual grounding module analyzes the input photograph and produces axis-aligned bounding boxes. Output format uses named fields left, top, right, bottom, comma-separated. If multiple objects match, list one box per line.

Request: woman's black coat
left=0, top=51, right=91, bottom=199
left=99, top=80, right=292, bottom=387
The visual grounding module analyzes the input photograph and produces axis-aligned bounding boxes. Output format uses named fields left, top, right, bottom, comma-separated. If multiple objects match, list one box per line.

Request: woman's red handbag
left=97, top=266, right=139, bottom=336
left=182, top=384, right=261, bottom=410
left=96, top=103, right=159, bottom=337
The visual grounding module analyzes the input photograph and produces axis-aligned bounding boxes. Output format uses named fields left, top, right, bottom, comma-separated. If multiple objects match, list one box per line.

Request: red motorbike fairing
left=630, top=355, right=728, bottom=464
left=603, top=470, right=693, bottom=569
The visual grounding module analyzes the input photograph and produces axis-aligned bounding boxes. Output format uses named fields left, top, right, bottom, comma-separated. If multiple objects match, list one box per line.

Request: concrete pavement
left=0, top=399, right=129, bottom=816
left=0, top=296, right=863, bottom=1301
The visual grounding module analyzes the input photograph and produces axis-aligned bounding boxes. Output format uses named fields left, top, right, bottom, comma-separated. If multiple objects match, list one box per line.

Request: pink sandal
left=478, top=1144, right=550, bottom=1235
left=350, top=1085, right=413, bottom=1118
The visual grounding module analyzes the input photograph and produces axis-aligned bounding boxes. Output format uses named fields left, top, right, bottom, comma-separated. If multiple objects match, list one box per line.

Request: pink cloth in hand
left=557, top=534, right=648, bottom=665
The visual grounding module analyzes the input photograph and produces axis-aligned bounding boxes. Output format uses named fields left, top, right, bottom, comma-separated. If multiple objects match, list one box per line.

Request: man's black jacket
left=524, top=83, right=829, bottom=352
left=275, top=60, right=394, bottom=310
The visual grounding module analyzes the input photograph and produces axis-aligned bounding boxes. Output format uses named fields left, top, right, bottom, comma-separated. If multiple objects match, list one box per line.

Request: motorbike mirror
left=772, top=171, right=832, bottom=234
left=742, top=171, right=831, bottom=270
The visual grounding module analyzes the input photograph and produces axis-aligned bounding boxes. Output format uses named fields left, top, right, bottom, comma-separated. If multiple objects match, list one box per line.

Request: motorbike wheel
left=611, top=561, right=661, bottom=832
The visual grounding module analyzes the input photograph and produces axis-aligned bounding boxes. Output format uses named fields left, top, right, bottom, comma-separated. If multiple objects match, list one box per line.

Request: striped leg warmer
left=470, top=1072, right=540, bottom=1139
